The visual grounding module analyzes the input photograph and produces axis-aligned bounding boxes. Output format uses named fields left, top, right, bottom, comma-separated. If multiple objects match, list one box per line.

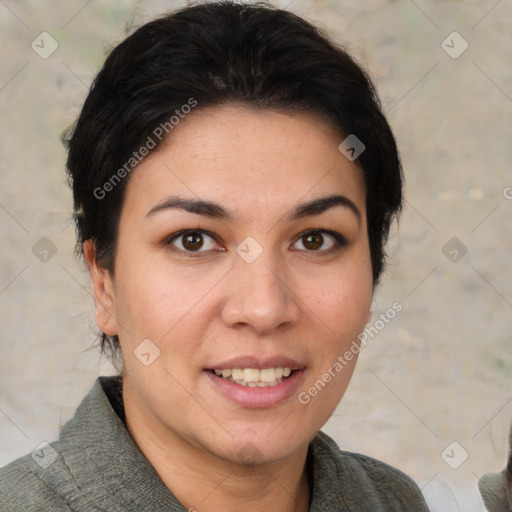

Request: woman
left=0, top=1, right=430, bottom=510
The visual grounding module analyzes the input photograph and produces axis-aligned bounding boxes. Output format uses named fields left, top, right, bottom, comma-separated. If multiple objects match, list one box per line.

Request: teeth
left=231, top=368, right=243, bottom=380
left=243, top=368, right=260, bottom=383
left=212, top=367, right=294, bottom=387
left=259, top=368, right=276, bottom=382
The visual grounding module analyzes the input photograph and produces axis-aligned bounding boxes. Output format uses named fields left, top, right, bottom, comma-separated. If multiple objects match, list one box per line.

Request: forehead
left=124, top=104, right=366, bottom=219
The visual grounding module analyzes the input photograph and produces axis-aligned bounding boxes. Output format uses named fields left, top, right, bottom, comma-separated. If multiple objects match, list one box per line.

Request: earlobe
left=83, top=240, right=118, bottom=336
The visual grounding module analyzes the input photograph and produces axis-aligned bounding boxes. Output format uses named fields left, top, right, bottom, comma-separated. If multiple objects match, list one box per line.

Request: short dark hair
left=64, top=0, right=403, bottom=360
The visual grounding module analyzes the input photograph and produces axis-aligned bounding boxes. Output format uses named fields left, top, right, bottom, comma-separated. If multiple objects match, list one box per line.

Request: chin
left=234, top=433, right=307, bottom=466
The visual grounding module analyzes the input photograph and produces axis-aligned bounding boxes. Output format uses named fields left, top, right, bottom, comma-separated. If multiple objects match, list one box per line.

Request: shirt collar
left=59, top=377, right=186, bottom=511
left=58, top=376, right=354, bottom=511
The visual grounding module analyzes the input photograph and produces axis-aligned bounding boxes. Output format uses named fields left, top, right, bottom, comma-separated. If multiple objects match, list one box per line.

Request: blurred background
left=1, top=1, right=511, bottom=510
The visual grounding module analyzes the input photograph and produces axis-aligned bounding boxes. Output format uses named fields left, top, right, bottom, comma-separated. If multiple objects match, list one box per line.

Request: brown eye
left=292, top=230, right=344, bottom=252
left=303, top=232, right=324, bottom=250
left=182, top=232, right=204, bottom=251
left=169, top=230, right=219, bottom=253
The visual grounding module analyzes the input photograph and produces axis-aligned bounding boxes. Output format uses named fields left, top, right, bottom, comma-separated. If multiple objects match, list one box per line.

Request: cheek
left=112, top=255, right=211, bottom=344
left=308, top=261, right=373, bottom=338
left=313, top=287, right=371, bottom=375
left=296, top=266, right=372, bottom=421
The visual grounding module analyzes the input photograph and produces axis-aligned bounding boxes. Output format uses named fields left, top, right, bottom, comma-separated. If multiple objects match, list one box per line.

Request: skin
left=84, top=104, right=373, bottom=512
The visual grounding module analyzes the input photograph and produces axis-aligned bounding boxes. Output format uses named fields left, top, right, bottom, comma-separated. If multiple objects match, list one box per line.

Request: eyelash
left=164, top=228, right=347, bottom=256
left=292, top=229, right=347, bottom=253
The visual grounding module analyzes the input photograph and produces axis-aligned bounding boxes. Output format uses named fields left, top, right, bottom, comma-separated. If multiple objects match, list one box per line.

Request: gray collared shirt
left=0, top=377, right=430, bottom=511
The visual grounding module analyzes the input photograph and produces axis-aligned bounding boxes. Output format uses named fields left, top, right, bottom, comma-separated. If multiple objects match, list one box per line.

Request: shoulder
left=309, top=431, right=430, bottom=511
left=0, top=378, right=115, bottom=512
left=341, top=449, right=425, bottom=497
left=0, top=445, right=73, bottom=511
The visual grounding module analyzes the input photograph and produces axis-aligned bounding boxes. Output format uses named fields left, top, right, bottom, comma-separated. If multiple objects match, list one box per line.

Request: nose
left=220, top=248, right=300, bottom=335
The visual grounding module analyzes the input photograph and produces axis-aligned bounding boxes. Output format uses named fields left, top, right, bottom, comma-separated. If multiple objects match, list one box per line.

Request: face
left=87, top=104, right=373, bottom=466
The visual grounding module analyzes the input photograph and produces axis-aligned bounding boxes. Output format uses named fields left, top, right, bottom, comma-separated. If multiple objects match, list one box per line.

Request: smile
left=205, top=367, right=305, bottom=408
left=209, top=367, right=294, bottom=387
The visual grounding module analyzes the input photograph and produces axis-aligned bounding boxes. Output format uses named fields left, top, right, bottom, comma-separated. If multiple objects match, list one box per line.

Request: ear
left=83, top=240, right=118, bottom=336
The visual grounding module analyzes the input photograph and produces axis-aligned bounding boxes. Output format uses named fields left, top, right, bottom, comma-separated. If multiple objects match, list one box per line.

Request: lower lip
left=205, top=370, right=304, bottom=408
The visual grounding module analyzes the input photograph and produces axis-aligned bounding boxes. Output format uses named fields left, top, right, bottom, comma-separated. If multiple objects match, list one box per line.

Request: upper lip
left=206, top=355, right=305, bottom=371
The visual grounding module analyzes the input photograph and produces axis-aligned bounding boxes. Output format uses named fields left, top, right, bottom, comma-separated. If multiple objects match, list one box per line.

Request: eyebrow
left=289, top=195, right=361, bottom=224
left=146, top=196, right=231, bottom=220
left=145, top=194, right=361, bottom=224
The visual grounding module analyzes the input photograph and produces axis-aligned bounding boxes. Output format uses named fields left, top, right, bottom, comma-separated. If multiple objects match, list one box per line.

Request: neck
left=124, top=388, right=310, bottom=512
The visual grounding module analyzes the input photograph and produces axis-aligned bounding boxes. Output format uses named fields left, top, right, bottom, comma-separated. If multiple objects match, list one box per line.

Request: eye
left=292, top=230, right=346, bottom=252
left=167, top=230, right=221, bottom=253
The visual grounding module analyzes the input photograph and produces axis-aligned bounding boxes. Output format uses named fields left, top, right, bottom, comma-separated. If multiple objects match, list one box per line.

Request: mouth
left=205, top=366, right=305, bottom=408
left=207, top=367, right=297, bottom=388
